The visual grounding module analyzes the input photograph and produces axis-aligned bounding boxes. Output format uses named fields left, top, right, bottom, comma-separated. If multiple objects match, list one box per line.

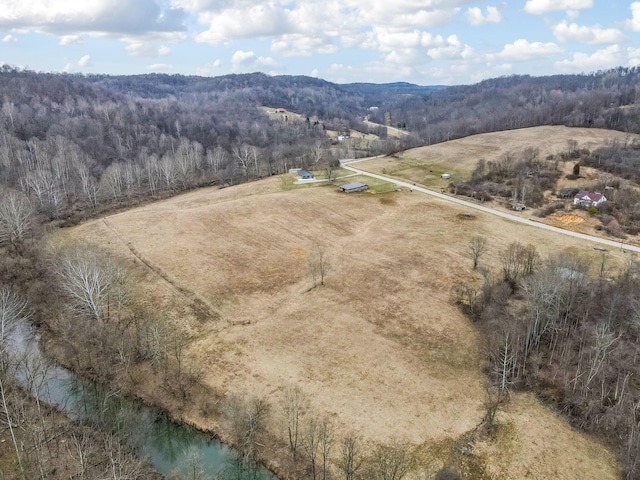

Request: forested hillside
left=2, top=66, right=640, bottom=224
left=376, top=67, right=640, bottom=144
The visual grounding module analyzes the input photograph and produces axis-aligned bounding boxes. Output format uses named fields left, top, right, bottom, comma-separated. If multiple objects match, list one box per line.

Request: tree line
left=376, top=67, right=640, bottom=145
left=458, top=239, right=640, bottom=479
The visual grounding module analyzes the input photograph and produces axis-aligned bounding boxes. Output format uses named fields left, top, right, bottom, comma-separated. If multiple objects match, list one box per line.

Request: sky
left=0, top=1, right=639, bottom=86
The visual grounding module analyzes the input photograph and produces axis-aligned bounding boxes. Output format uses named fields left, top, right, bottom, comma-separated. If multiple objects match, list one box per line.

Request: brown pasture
left=357, top=125, right=635, bottom=187
left=62, top=130, right=629, bottom=478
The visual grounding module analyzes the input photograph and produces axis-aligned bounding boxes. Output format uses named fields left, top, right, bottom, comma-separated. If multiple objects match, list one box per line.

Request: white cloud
left=488, top=39, right=563, bottom=61
left=370, top=28, right=475, bottom=66
left=628, top=47, right=640, bottom=67
left=125, top=43, right=171, bottom=57
left=195, top=59, right=221, bottom=76
left=0, top=0, right=187, bottom=39
left=77, top=55, right=92, bottom=67
left=196, top=4, right=290, bottom=45
left=63, top=62, right=74, bottom=72
left=271, top=34, right=337, bottom=57
left=2, top=34, right=17, bottom=43
left=465, top=6, right=504, bottom=26
left=553, top=21, right=625, bottom=44
left=627, top=2, right=640, bottom=32
left=524, top=0, right=593, bottom=15
left=555, top=45, right=623, bottom=72
left=427, top=35, right=476, bottom=60
left=59, top=35, right=86, bottom=45
left=191, top=0, right=469, bottom=59
left=230, top=50, right=282, bottom=72
left=146, top=63, right=174, bottom=71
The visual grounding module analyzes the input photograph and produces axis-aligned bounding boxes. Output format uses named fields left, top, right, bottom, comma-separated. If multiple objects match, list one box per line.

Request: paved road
left=341, top=163, right=640, bottom=254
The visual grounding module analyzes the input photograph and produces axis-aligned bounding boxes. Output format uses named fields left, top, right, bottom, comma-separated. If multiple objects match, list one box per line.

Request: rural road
left=340, top=159, right=640, bottom=254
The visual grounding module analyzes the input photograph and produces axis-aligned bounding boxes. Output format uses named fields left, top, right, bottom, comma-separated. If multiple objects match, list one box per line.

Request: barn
left=339, top=182, right=369, bottom=193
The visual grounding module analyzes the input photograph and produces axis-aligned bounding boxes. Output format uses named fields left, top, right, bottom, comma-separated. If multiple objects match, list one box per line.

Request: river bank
left=13, top=322, right=276, bottom=480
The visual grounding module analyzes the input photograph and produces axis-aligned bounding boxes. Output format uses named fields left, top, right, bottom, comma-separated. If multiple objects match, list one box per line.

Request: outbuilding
left=339, top=182, right=369, bottom=193
left=297, top=170, right=315, bottom=179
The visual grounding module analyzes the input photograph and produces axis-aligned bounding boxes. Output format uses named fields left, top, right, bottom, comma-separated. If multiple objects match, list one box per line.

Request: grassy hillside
left=60, top=127, right=628, bottom=477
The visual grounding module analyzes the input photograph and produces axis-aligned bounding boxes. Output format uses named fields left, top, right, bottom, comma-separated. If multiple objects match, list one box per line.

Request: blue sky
left=1, top=1, right=639, bottom=85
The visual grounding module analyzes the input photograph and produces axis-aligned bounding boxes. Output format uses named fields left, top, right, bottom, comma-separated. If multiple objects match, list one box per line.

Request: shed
left=441, top=173, right=451, bottom=180
left=297, top=170, right=315, bottom=179
left=339, top=182, right=369, bottom=193
left=560, top=187, right=580, bottom=199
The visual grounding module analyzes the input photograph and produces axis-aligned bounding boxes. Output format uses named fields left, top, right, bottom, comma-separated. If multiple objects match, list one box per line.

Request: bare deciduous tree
left=467, top=235, right=487, bottom=271
left=309, top=247, right=331, bottom=288
left=282, top=385, right=307, bottom=463
left=0, top=189, right=33, bottom=250
left=324, top=158, right=340, bottom=182
left=338, top=434, right=364, bottom=480
left=368, top=440, right=415, bottom=480
left=319, top=417, right=334, bottom=480
left=304, top=417, right=320, bottom=480
left=0, top=287, right=31, bottom=343
left=57, top=246, right=130, bottom=323
left=0, top=287, right=31, bottom=476
left=501, top=242, right=538, bottom=284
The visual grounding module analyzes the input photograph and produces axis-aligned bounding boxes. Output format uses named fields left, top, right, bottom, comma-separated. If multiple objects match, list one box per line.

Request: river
left=9, top=322, right=274, bottom=479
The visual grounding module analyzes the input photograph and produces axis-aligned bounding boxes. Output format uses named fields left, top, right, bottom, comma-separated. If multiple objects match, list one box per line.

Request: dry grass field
left=59, top=127, right=634, bottom=478
left=357, top=126, right=635, bottom=189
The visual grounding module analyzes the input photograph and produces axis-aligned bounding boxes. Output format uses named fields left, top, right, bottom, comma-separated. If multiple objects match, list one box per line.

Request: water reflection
left=9, top=322, right=275, bottom=479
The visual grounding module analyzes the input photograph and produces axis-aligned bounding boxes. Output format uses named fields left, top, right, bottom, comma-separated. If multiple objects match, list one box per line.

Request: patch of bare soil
left=542, top=211, right=602, bottom=234
left=63, top=169, right=623, bottom=477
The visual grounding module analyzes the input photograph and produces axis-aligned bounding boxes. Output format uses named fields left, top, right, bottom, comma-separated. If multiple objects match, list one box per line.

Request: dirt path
left=342, top=164, right=640, bottom=254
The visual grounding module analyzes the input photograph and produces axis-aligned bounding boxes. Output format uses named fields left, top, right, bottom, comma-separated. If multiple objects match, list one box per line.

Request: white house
left=573, top=191, right=607, bottom=208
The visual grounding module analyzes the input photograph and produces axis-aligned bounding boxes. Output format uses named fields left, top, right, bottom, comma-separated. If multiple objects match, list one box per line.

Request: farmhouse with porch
left=573, top=191, right=607, bottom=208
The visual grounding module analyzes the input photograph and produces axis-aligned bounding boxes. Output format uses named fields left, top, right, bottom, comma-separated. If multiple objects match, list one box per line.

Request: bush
left=588, top=206, right=599, bottom=215
left=435, top=466, right=464, bottom=480
left=606, top=218, right=627, bottom=238
left=535, top=201, right=565, bottom=218
left=600, top=214, right=615, bottom=226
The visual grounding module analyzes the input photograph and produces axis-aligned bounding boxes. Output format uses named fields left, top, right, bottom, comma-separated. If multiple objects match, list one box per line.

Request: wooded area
left=458, top=244, right=640, bottom=479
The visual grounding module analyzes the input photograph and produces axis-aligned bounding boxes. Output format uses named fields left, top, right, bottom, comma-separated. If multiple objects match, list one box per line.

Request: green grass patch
left=337, top=175, right=396, bottom=194
left=377, top=156, right=467, bottom=187
left=279, top=174, right=316, bottom=191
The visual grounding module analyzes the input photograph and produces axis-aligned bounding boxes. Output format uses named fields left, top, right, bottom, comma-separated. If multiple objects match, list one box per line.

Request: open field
left=62, top=163, right=628, bottom=478
left=356, top=126, right=635, bottom=188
